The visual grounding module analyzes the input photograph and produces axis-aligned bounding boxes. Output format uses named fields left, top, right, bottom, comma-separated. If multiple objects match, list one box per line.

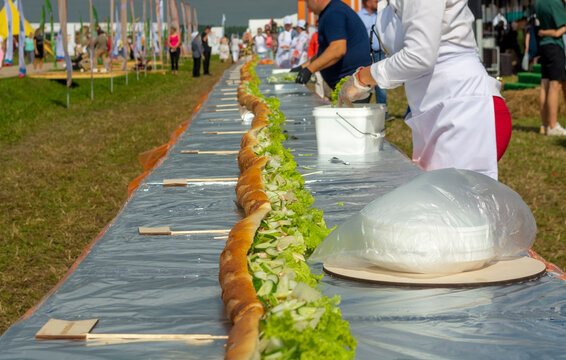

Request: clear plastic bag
left=310, top=169, right=537, bottom=274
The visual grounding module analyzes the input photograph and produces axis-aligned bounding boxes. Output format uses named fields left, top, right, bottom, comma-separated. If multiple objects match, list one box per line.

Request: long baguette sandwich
left=219, top=60, right=356, bottom=360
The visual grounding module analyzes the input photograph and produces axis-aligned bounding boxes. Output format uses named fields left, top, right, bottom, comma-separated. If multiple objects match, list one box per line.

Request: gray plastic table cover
left=1, top=64, right=565, bottom=360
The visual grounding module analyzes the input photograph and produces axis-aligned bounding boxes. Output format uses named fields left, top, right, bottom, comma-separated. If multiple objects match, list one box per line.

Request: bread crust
left=221, top=61, right=275, bottom=360
left=225, top=306, right=263, bottom=360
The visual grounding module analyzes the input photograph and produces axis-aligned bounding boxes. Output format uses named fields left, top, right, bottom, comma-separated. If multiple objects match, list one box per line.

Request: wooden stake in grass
left=35, top=318, right=227, bottom=342
left=138, top=227, right=231, bottom=236
left=180, top=150, right=238, bottom=155
left=162, top=177, right=238, bottom=186
left=202, top=131, right=247, bottom=135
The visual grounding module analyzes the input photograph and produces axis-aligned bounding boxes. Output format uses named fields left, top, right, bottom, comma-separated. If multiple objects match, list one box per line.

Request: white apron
left=275, top=31, right=292, bottom=68
left=377, top=5, right=501, bottom=180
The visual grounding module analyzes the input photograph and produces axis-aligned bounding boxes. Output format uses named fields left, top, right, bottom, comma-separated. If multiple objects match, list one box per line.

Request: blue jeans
left=373, top=50, right=387, bottom=105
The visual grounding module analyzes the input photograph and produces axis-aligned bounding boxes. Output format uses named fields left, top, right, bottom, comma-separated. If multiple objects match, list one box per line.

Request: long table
left=1, top=64, right=564, bottom=359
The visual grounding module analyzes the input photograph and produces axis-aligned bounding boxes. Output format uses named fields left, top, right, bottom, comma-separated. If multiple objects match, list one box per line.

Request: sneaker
left=540, top=125, right=547, bottom=135
left=547, top=123, right=566, bottom=136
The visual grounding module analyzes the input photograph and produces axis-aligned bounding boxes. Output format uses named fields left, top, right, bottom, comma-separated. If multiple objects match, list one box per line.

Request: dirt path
left=0, top=62, right=55, bottom=78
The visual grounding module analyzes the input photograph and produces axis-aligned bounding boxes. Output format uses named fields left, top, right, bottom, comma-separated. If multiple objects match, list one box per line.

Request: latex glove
left=337, top=68, right=372, bottom=107
left=290, top=65, right=302, bottom=72
left=295, top=67, right=312, bottom=84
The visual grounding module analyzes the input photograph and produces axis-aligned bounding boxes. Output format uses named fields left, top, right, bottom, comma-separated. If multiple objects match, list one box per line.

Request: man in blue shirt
left=295, top=0, right=371, bottom=92
left=357, top=0, right=386, bottom=107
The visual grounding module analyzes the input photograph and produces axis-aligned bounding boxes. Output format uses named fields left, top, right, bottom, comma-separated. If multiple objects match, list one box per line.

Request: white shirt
left=277, top=30, right=292, bottom=51
left=254, top=34, right=268, bottom=53
left=371, top=0, right=477, bottom=89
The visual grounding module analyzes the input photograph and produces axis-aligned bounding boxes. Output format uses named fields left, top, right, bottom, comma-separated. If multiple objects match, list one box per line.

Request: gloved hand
left=337, top=67, right=372, bottom=107
left=290, top=65, right=302, bottom=72
left=295, top=67, right=312, bottom=84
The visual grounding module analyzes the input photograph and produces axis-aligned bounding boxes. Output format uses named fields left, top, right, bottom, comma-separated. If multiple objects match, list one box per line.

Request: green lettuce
left=261, top=296, right=356, bottom=360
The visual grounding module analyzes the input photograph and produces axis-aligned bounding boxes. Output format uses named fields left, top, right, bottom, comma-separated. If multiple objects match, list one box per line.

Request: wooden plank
left=138, top=227, right=230, bottom=236
left=202, top=131, right=247, bottom=135
left=138, top=226, right=172, bottom=235
left=208, top=118, right=242, bottom=122
left=36, top=319, right=99, bottom=340
left=163, top=178, right=238, bottom=186
left=170, top=229, right=230, bottom=235
left=86, top=333, right=228, bottom=341
left=180, top=150, right=239, bottom=155
left=35, top=318, right=227, bottom=342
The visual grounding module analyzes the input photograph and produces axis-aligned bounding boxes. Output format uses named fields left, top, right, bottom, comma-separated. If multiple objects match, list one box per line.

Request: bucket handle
left=335, top=112, right=385, bottom=139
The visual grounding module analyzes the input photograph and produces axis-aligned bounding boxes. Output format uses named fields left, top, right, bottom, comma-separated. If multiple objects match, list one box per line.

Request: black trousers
left=193, top=57, right=201, bottom=77
left=203, top=50, right=211, bottom=74
left=170, top=48, right=180, bottom=71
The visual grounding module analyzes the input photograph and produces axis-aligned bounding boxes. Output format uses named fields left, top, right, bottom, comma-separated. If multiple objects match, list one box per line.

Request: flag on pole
left=192, top=7, right=197, bottom=32
left=109, top=0, right=115, bottom=92
left=40, top=5, right=45, bottom=32
left=221, top=13, right=225, bottom=27
left=155, top=0, right=162, bottom=61
left=166, top=0, right=170, bottom=51
left=57, top=0, right=72, bottom=87
left=120, top=0, right=127, bottom=70
left=45, top=0, right=54, bottom=64
left=92, top=5, right=99, bottom=29
left=112, top=6, right=120, bottom=58
left=170, top=0, right=179, bottom=29
left=89, top=0, right=94, bottom=100
left=180, top=1, right=187, bottom=52
left=3, top=0, right=13, bottom=66
left=129, top=0, right=138, bottom=63
left=17, top=0, right=25, bottom=77
left=190, top=4, right=193, bottom=37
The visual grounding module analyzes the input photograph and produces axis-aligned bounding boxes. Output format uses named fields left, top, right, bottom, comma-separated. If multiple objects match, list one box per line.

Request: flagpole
left=120, top=0, right=128, bottom=85
left=89, top=0, right=94, bottom=101
left=143, top=0, right=147, bottom=77
left=130, top=0, right=139, bottom=81
left=150, top=0, right=157, bottom=72
left=166, top=0, right=171, bottom=73
left=109, top=0, right=114, bottom=93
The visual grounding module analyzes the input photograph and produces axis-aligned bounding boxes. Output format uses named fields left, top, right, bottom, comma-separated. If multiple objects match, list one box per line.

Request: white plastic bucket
left=313, top=104, right=386, bottom=155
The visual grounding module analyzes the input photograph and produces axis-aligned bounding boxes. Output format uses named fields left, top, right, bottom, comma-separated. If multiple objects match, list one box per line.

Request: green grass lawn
left=0, top=66, right=564, bottom=336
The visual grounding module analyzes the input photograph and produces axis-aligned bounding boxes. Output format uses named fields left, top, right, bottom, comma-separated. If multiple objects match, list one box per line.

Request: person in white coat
left=230, top=34, right=241, bottom=63
left=290, top=20, right=309, bottom=67
left=338, top=0, right=512, bottom=180
left=275, top=16, right=294, bottom=68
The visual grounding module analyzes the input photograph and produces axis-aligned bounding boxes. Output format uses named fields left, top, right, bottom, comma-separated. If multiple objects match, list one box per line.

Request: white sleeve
left=370, top=0, right=447, bottom=89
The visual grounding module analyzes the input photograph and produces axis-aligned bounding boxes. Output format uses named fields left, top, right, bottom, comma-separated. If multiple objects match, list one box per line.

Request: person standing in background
left=191, top=31, right=204, bottom=77
left=535, top=0, right=566, bottom=136
left=33, top=28, right=44, bottom=71
left=24, top=32, right=35, bottom=67
left=253, top=27, right=269, bottom=60
left=168, top=26, right=181, bottom=75
left=264, top=24, right=273, bottom=60
left=201, top=26, right=212, bottom=76
left=230, top=33, right=241, bottom=63
left=93, top=29, right=110, bottom=73
left=275, top=16, right=293, bottom=68
left=357, top=0, right=387, bottom=109
left=219, top=36, right=230, bottom=62
left=290, top=20, right=309, bottom=68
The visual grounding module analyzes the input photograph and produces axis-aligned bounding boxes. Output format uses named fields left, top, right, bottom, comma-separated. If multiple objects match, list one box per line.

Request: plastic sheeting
left=0, top=64, right=565, bottom=359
